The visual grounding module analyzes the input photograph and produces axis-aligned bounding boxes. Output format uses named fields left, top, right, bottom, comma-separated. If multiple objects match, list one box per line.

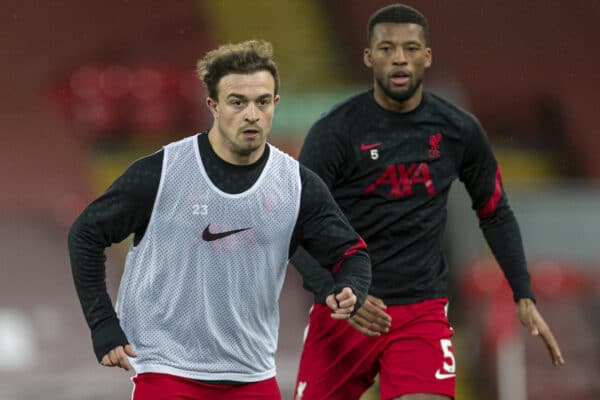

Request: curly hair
left=197, top=40, right=280, bottom=100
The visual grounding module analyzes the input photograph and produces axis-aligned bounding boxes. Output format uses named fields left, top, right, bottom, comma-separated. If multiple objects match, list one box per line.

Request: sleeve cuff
left=511, top=282, right=536, bottom=303
left=91, top=317, right=129, bottom=362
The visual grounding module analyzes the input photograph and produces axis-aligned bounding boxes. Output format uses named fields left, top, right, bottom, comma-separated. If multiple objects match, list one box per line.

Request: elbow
left=67, top=216, right=84, bottom=249
left=479, top=204, right=514, bottom=229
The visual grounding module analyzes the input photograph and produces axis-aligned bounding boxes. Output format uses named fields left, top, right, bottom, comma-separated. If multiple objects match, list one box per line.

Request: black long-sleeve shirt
left=292, top=90, right=534, bottom=305
left=69, top=133, right=371, bottom=361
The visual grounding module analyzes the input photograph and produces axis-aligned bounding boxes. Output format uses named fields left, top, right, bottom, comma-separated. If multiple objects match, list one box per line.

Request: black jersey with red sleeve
left=292, top=90, right=534, bottom=305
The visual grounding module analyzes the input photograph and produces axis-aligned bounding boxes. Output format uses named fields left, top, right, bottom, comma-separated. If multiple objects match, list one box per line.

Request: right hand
left=326, top=287, right=357, bottom=320
left=348, top=295, right=392, bottom=337
left=100, top=344, right=137, bottom=371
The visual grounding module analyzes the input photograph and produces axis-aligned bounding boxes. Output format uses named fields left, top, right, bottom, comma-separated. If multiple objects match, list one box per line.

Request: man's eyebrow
left=226, top=93, right=246, bottom=99
left=226, top=93, right=273, bottom=100
left=376, top=39, right=421, bottom=46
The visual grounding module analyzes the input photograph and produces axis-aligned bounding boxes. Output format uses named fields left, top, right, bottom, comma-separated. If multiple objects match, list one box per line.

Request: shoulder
left=299, top=164, right=329, bottom=190
left=122, top=149, right=164, bottom=179
left=162, top=133, right=198, bottom=154
left=110, top=149, right=164, bottom=199
left=424, top=92, right=483, bottom=137
left=309, top=90, right=372, bottom=133
left=269, top=143, right=299, bottom=166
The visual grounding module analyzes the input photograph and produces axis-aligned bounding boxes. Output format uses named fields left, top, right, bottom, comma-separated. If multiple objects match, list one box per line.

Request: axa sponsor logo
left=364, top=163, right=436, bottom=197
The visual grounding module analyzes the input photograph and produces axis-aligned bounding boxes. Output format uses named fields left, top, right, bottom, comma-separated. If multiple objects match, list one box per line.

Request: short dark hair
left=197, top=40, right=280, bottom=100
left=367, top=3, right=429, bottom=45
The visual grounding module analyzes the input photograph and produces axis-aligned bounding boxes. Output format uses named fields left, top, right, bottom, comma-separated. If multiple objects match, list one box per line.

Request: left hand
left=348, top=295, right=392, bottom=337
left=326, top=287, right=356, bottom=320
left=100, top=344, right=137, bottom=371
left=517, top=298, right=565, bottom=366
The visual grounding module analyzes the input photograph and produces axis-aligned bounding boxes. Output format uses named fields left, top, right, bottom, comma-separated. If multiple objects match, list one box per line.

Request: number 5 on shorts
left=440, top=338, right=455, bottom=374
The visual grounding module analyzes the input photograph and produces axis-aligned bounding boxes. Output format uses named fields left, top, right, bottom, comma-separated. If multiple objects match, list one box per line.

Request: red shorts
left=294, top=298, right=455, bottom=400
left=132, top=373, right=281, bottom=400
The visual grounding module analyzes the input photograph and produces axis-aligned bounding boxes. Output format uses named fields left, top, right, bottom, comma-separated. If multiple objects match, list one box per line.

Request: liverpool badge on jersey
left=429, top=133, right=442, bottom=158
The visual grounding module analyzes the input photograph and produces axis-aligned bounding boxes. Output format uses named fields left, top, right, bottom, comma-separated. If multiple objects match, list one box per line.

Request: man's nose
left=392, top=48, right=407, bottom=64
left=245, top=103, right=259, bottom=122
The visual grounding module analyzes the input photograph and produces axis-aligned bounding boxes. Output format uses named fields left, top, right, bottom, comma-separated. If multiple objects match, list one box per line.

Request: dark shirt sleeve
left=290, top=166, right=371, bottom=309
left=459, top=116, right=535, bottom=302
left=291, top=117, right=359, bottom=303
left=68, top=150, right=163, bottom=361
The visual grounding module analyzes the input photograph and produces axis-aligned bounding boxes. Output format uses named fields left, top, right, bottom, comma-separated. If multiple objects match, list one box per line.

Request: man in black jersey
left=292, top=4, right=564, bottom=400
left=68, top=40, right=371, bottom=400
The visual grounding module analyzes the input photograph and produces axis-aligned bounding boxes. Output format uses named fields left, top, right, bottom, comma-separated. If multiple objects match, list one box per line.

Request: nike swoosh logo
left=202, top=224, right=252, bottom=241
left=434, top=369, right=456, bottom=380
left=360, top=142, right=382, bottom=151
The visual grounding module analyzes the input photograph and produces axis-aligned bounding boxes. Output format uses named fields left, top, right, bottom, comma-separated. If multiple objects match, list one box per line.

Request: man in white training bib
left=68, top=40, right=371, bottom=400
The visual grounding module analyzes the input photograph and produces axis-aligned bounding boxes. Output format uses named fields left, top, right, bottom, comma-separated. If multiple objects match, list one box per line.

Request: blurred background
left=1, top=0, right=599, bottom=399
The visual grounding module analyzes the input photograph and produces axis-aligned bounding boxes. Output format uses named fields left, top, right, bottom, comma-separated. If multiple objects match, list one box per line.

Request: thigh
left=228, top=377, right=281, bottom=400
left=132, top=373, right=281, bottom=400
left=379, top=299, right=455, bottom=400
left=294, top=304, right=382, bottom=400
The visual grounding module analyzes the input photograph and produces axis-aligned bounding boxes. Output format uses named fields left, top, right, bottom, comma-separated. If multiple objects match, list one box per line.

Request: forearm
left=480, top=208, right=535, bottom=302
left=294, top=165, right=372, bottom=306
left=330, top=248, right=371, bottom=310
left=290, top=246, right=335, bottom=302
left=68, top=218, right=128, bottom=361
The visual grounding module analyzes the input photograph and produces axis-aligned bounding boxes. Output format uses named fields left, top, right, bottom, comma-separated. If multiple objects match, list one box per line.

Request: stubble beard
left=233, top=131, right=266, bottom=156
left=376, top=75, right=423, bottom=103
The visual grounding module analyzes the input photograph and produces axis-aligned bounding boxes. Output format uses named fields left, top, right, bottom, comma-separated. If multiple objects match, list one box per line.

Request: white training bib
left=116, top=134, right=301, bottom=382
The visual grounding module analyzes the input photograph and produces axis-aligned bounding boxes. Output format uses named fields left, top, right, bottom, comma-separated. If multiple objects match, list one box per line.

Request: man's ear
left=425, top=47, right=433, bottom=69
left=206, top=97, right=218, bottom=118
left=363, top=48, right=373, bottom=68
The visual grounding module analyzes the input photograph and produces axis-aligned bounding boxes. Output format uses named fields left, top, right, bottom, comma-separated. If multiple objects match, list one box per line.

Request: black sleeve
left=289, top=166, right=371, bottom=309
left=68, top=150, right=163, bottom=361
left=480, top=210, right=535, bottom=302
left=459, top=116, right=535, bottom=302
left=292, top=116, right=359, bottom=302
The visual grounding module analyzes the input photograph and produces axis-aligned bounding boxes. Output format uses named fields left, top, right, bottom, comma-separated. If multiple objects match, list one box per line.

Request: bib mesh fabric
left=116, top=134, right=302, bottom=381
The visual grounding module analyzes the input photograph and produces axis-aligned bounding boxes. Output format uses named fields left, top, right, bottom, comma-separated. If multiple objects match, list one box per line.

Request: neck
left=207, top=128, right=266, bottom=165
left=373, top=84, right=423, bottom=113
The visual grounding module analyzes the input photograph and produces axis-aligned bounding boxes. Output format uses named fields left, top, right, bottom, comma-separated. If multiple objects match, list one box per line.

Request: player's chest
left=351, top=122, right=458, bottom=162
left=345, top=125, right=461, bottom=196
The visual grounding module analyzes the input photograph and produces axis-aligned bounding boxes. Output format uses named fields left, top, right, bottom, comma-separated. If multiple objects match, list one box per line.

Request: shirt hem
left=130, top=362, right=276, bottom=383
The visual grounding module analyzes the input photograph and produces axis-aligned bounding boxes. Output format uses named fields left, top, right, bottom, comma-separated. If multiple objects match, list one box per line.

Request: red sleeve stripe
left=477, top=166, right=503, bottom=218
left=332, top=237, right=367, bottom=274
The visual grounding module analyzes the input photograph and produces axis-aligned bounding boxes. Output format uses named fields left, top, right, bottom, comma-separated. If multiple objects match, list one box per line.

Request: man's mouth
left=241, top=128, right=260, bottom=137
left=390, top=72, right=410, bottom=85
